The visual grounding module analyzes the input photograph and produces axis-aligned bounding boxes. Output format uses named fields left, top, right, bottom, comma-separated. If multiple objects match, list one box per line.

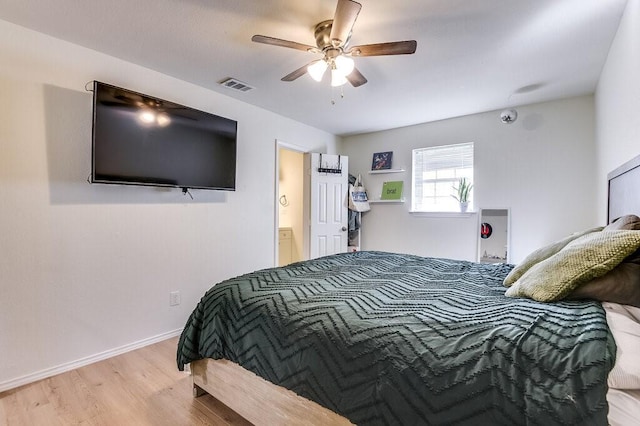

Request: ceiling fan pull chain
left=329, top=85, right=346, bottom=105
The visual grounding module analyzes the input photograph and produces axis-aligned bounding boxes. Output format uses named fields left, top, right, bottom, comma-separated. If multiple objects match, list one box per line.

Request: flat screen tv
left=91, top=81, right=237, bottom=191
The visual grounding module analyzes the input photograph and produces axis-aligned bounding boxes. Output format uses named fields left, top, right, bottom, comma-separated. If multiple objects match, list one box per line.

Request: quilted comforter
left=177, top=251, right=615, bottom=425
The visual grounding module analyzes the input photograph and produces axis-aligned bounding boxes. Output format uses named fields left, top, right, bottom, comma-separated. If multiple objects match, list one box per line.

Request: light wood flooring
left=0, top=337, right=251, bottom=426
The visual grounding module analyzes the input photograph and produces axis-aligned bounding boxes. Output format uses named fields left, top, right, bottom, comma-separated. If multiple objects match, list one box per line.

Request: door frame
left=274, top=139, right=310, bottom=267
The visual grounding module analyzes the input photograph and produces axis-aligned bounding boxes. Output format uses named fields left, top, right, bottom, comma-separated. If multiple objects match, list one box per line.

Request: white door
left=305, top=153, right=349, bottom=259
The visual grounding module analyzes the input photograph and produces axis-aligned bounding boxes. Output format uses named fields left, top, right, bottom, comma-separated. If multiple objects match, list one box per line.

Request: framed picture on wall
left=371, top=151, right=393, bottom=170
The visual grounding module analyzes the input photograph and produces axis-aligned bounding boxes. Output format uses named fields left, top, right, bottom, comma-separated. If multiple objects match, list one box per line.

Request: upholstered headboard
left=608, top=154, right=640, bottom=224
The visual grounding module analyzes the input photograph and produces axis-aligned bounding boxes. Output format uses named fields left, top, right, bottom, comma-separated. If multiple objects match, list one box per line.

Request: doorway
left=276, top=142, right=307, bottom=266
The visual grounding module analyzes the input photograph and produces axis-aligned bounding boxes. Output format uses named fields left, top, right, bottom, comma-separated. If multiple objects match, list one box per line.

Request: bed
left=177, top=154, right=640, bottom=425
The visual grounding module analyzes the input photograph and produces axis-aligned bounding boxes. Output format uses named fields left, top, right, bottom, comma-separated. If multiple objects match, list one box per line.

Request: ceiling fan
left=251, top=0, right=417, bottom=87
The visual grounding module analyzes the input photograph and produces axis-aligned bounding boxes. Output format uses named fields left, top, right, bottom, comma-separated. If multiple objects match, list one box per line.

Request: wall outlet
left=169, top=291, right=181, bottom=306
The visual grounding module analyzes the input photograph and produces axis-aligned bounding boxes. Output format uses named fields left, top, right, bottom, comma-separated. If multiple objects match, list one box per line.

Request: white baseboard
left=0, top=328, right=183, bottom=393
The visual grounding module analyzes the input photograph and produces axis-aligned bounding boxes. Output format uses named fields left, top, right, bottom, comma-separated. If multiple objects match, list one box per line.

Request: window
left=411, top=142, right=474, bottom=212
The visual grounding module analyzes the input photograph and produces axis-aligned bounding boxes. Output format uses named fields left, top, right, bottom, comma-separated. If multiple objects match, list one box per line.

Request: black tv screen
left=91, top=81, right=237, bottom=191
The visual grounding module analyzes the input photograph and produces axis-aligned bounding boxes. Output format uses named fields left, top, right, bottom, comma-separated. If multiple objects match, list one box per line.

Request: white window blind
left=411, top=142, right=474, bottom=212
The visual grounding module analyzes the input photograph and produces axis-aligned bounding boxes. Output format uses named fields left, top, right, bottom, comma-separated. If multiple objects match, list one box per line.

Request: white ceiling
left=0, top=0, right=628, bottom=136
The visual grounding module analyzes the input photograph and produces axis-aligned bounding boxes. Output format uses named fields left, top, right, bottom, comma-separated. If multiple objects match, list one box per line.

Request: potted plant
left=452, top=177, right=473, bottom=212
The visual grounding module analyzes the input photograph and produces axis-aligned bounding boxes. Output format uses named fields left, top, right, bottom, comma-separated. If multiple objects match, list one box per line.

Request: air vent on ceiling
left=219, top=78, right=255, bottom=92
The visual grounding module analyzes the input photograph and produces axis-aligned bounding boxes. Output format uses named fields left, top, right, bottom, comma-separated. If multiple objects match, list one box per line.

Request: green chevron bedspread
left=177, top=251, right=615, bottom=425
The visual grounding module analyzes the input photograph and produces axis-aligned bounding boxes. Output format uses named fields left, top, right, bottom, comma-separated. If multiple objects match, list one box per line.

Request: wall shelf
left=369, top=169, right=405, bottom=174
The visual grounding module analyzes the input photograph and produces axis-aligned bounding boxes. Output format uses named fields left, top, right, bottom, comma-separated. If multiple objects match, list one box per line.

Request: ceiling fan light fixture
left=334, top=55, right=354, bottom=76
left=308, top=60, right=328, bottom=82
left=331, top=67, right=348, bottom=87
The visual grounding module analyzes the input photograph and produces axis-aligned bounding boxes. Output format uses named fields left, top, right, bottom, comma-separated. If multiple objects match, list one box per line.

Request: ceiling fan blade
left=281, top=60, right=320, bottom=82
left=347, top=67, right=367, bottom=87
left=330, top=0, right=362, bottom=46
left=251, top=35, right=318, bottom=53
left=349, top=40, right=417, bottom=56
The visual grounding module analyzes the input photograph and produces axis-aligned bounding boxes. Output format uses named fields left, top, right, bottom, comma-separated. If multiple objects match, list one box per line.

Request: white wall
left=0, top=20, right=339, bottom=391
left=341, top=96, right=598, bottom=263
left=595, top=0, right=640, bottom=222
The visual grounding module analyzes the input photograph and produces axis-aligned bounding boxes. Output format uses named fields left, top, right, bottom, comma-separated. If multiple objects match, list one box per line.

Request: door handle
left=341, top=226, right=347, bottom=232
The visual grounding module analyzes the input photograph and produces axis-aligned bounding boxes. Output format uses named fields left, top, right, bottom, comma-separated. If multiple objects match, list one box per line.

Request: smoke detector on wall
left=500, top=109, right=518, bottom=124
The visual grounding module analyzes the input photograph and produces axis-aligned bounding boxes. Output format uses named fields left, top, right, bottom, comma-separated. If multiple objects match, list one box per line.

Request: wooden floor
left=0, top=337, right=251, bottom=426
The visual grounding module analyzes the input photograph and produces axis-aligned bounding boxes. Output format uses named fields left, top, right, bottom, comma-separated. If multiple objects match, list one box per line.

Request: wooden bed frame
left=191, top=358, right=352, bottom=425
left=191, top=153, right=640, bottom=425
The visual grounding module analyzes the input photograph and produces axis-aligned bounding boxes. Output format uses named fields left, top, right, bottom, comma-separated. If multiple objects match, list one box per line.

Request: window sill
left=408, top=211, right=477, bottom=218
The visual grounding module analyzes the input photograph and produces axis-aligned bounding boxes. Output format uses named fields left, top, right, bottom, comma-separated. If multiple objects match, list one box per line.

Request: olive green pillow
left=505, top=230, right=640, bottom=303
left=503, top=227, right=603, bottom=287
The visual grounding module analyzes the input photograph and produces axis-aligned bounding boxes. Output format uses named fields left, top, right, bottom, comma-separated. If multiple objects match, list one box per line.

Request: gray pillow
left=605, top=214, right=640, bottom=231
left=568, top=262, right=640, bottom=308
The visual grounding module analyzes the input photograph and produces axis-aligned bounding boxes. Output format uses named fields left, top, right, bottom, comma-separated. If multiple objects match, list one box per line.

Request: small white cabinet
left=278, top=227, right=292, bottom=266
